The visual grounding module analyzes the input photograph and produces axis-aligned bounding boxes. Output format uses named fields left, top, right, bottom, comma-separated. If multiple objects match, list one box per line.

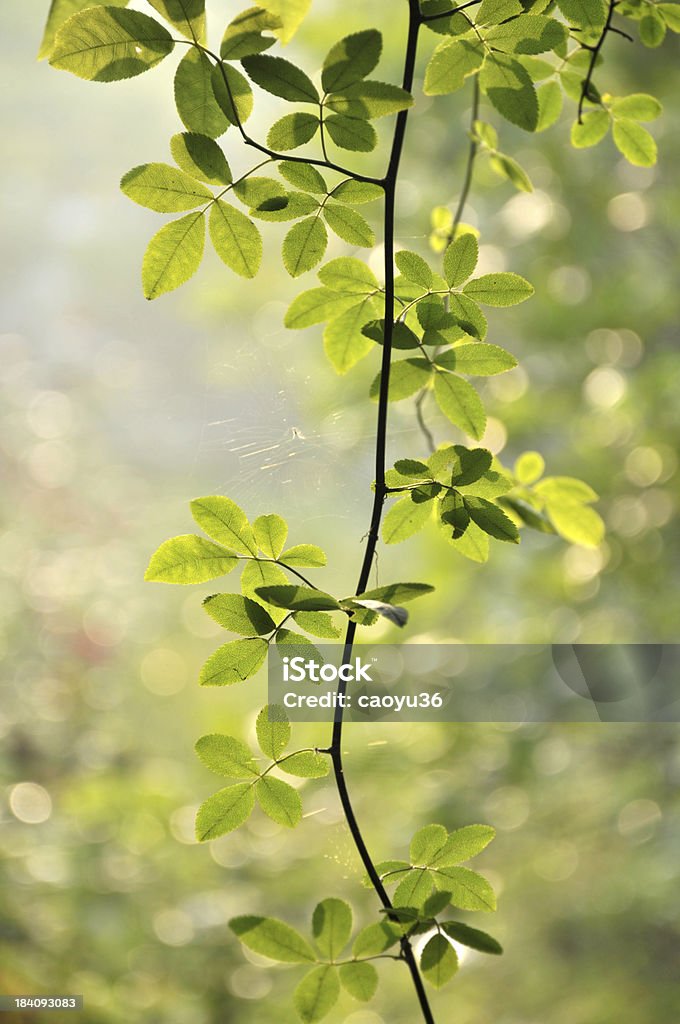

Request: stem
left=578, top=0, right=617, bottom=123
left=449, top=74, right=480, bottom=242
left=328, top=5, right=436, bottom=1024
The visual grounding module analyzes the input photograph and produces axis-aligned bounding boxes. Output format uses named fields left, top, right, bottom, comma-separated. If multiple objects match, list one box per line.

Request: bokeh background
left=1, top=2, right=679, bottom=1022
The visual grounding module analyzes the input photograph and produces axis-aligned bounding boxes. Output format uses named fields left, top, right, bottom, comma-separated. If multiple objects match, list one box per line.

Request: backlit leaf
left=195, top=734, right=259, bottom=777
left=294, top=966, right=340, bottom=1024
left=199, top=638, right=268, bottom=686
left=209, top=200, right=263, bottom=278
left=230, top=915, right=316, bottom=962
left=50, top=7, right=174, bottom=81
left=312, top=898, right=352, bottom=959
left=322, top=30, right=382, bottom=93
left=256, top=776, right=302, bottom=827
left=191, top=495, right=258, bottom=555
left=256, top=704, right=291, bottom=759
left=121, top=163, right=212, bottom=212
left=145, top=534, right=238, bottom=584
left=195, top=783, right=255, bottom=839
left=142, top=212, right=205, bottom=299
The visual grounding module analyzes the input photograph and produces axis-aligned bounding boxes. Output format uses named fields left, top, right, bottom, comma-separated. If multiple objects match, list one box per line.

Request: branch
left=578, top=0, right=617, bottom=123
left=328, top=5, right=437, bottom=1024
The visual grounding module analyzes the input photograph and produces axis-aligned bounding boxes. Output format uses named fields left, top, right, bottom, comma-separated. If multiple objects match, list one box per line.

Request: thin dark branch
left=578, top=0, right=617, bottom=123
left=421, top=0, right=482, bottom=21
left=329, top=4, right=436, bottom=1023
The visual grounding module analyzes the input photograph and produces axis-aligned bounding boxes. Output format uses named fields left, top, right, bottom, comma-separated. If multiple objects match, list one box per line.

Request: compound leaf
left=256, top=776, right=302, bottom=827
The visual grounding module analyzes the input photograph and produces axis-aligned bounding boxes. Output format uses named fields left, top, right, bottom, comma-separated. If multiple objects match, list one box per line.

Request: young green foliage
left=42, top=1, right=673, bottom=1021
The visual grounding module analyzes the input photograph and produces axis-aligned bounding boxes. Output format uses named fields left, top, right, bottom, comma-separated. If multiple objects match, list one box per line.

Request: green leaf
left=432, top=866, right=497, bottom=911
left=326, top=80, right=414, bottom=119
left=220, top=7, right=281, bottom=60
left=433, top=373, right=486, bottom=440
left=279, top=544, right=328, bottom=567
left=332, top=180, right=384, bottom=205
left=230, top=915, right=316, bottom=963
left=571, top=110, right=610, bottom=149
left=39, top=0, right=130, bottom=61
left=339, top=962, right=378, bottom=1002
left=658, top=2, right=680, bottom=31
left=324, top=299, right=380, bottom=373
left=544, top=501, right=604, bottom=547
left=233, top=176, right=287, bottom=208
left=170, top=132, right=232, bottom=186
left=344, top=598, right=408, bottom=628
left=392, top=459, right=432, bottom=479
left=476, top=0, right=524, bottom=25
left=441, top=921, right=503, bottom=954
left=241, top=559, right=289, bottom=609
left=203, top=593, right=275, bottom=635
left=283, top=217, right=328, bottom=277
left=292, top=611, right=341, bottom=639
left=256, top=776, right=302, bottom=827
left=435, top=342, right=517, bottom=376
left=611, top=94, right=662, bottom=122
left=448, top=518, right=490, bottom=562
left=324, top=115, right=377, bottom=153
left=323, top=204, right=375, bottom=246
left=429, top=824, right=497, bottom=866
left=444, top=233, right=479, bottom=287
left=639, top=9, right=667, bottom=47
left=463, top=272, right=534, bottom=306
left=318, top=257, right=379, bottom=294
left=459, top=465, right=514, bottom=499
left=242, top=54, right=319, bottom=102
left=536, top=80, right=563, bottom=132
left=533, top=476, right=598, bottom=503
left=439, top=492, right=470, bottom=538
left=484, top=15, right=567, bottom=55
left=394, top=868, right=434, bottom=909
left=211, top=61, right=254, bottom=126
left=322, top=30, right=382, bottom=93
left=256, top=704, right=290, bottom=759
left=195, top=734, right=259, bottom=777
left=410, top=823, right=448, bottom=865
left=121, top=163, right=212, bottom=212
left=445, top=446, right=493, bottom=486
left=195, top=783, right=255, bottom=840
left=146, top=0, right=205, bottom=42
left=209, top=200, right=263, bottom=278
left=267, top=112, right=320, bottom=150
left=174, top=49, right=229, bottom=138
left=514, top=450, right=545, bottom=484
left=312, top=898, right=352, bottom=959
left=416, top=295, right=449, bottom=331
left=612, top=118, right=657, bottom=167
left=191, top=495, right=257, bottom=555
left=449, top=293, right=488, bottom=339
left=362, top=319, right=420, bottom=350
left=294, top=966, right=340, bottom=1024
left=285, top=288, right=359, bottom=328
left=352, top=921, right=401, bottom=957
left=424, top=37, right=485, bottom=96
left=479, top=53, right=538, bottom=132
left=50, top=7, right=174, bottom=81
left=489, top=152, right=533, bottom=192
left=370, top=358, right=432, bottom=402
left=464, top=496, right=519, bottom=542
left=199, top=638, right=268, bottom=686
left=279, top=161, right=328, bottom=193
left=356, top=582, right=434, bottom=605
left=257, top=0, right=311, bottom=43
left=254, top=585, right=340, bottom=611
left=141, top=212, right=205, bottom=300
left=145, top=534, right=238, bottom=584
left=279, top=750, right=330, bottom=777
left=555, top=0, right=606, bottom=31
left=253, top=514, right=288, bottom=558
left=420, top=934, right=458, bottom=988
left=276, top=628, right=323, bottom=652
left=395, top=250, right=433, bottom=289
left=382, top=494, right=434, bottom=545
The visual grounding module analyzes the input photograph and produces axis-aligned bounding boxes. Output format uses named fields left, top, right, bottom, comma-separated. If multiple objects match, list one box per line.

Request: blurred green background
left=1, top=3, right=679, bottom=1022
